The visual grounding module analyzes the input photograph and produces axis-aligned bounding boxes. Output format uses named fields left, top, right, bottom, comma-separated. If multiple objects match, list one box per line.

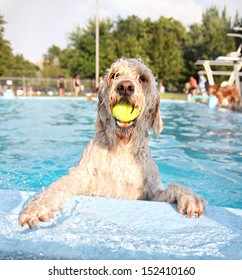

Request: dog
left=208, top=84, right=241, bottom=109
left=19, top=58, right=207, bottom=228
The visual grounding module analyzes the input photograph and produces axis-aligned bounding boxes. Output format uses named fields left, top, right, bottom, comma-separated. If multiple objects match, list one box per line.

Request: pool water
left=0, top=98, right=241, bottom=209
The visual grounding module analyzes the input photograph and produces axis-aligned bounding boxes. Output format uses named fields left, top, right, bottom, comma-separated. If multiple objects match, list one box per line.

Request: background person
left=26, top=82, right=33, bottom=96
left=198, top=73, right=207, bottom=95
left=57, top=75, right=66, bottom=96
left=72, top=74, right=81, bottom=97
left=189, top=76, right=198, bottom=96
left=159, top=81, right=165, bottom=93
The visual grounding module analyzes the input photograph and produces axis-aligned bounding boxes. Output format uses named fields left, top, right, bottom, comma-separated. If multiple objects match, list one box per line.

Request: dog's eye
left=139, top=75, right=147, bottom=83
left=111, top=73, right=119, bottom=79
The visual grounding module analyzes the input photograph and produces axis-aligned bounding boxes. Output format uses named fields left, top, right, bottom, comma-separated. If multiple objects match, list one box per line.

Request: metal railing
left=0, top=77, right=96, bottom=96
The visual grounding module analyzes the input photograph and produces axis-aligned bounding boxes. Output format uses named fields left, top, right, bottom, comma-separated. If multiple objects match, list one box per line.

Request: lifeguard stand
left=195, top=26, right=242, bottom=97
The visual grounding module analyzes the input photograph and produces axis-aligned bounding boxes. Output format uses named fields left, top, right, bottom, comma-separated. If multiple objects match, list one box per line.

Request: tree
left=201, top=7, right=235, bottom=58
left=185, top=6, right=237, bottom=76
left=43, top=45, right=62, bottom=65
left=60, top=18, right=115, bottom=79
left=42, top=6, right=240, bottom=89
left=99, top=18, right=116, bottom=75
left=232, top=11, right=242, bottom=49
left=11, top=54, right=38, bottom=77
left=65, top=22, right=96, bottom=78
left=112, top=16, right=187, bottom=88
left=0, top=15, right=39, bottom=77
left=148, top=17, right=187, bottom=88
left=42, top=45, right=66, bottom=78
left=0, top=14, right=14, bottom=76
left=113, top=15, right=148, bottom=59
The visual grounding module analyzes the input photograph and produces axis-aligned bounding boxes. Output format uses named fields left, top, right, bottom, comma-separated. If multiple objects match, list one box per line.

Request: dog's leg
left=152, top=183, right=207, bottom=217
left=19, top=166, right=89, bottom=228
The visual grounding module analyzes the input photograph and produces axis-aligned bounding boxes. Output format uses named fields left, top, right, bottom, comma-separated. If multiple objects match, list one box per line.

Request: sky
left=0, top=0, right=241, bottom=63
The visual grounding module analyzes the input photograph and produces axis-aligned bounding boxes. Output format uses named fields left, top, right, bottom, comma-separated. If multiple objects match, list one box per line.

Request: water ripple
left=0, top=99, right=241, bottom=209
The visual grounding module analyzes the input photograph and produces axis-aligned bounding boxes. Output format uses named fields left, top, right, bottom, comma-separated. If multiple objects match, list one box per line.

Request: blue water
left=0, top=98, right=241, bottom=209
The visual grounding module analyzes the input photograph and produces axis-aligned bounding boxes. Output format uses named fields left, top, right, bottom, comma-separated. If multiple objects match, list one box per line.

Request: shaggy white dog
left=20, top=58, right=207, bottom=228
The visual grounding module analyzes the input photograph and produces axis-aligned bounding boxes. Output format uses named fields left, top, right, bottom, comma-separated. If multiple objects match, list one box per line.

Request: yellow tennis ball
left=112, top=102, right=140, bottom=122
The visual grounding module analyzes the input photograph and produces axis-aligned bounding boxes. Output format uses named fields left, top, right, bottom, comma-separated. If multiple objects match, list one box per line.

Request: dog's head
left=96, top=58, right=163, bottom=144
left=208, top=85, right=219, bottom=95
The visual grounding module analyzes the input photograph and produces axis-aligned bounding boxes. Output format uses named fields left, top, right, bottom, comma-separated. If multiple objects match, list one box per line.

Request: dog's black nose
left=116, top=81, right=135, bottom=96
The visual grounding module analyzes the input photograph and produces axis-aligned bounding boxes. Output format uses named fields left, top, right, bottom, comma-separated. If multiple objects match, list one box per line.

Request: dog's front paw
left=177, top=193, right=207, bottom=218
left=19, top=196, right=54, bottom=228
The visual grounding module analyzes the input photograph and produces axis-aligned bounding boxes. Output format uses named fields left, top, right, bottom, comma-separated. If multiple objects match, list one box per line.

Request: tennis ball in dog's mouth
left=112, top=102, right=140, bottom=123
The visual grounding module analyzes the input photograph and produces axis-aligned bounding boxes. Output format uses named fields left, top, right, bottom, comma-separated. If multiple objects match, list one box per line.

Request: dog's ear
left=96, top=86, right=109, bottom=133
left=96, top=89, right=104, bottom=132
left=96, top=101, right=104, bottom=132
left=151, top=95, right=163, bottom=136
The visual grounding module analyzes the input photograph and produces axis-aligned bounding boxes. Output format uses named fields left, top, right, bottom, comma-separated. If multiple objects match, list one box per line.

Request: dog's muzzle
left=116, top=80, right=135, bottom=97
left=112, top=81, right=139, bottom=129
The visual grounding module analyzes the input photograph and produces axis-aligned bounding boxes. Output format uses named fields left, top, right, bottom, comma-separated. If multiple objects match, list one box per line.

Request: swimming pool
left=0, top=98, right=241, bottom=209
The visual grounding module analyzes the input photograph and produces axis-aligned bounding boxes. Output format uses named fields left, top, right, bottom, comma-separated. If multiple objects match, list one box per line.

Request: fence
left=0, top=77, right=96, bottom=96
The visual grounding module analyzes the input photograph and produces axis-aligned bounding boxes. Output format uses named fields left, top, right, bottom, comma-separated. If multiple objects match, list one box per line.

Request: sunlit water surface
left=0, top=98, right=241, bottom=209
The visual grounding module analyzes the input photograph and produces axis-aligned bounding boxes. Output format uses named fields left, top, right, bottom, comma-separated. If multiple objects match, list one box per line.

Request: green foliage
left=57, top=15, right=188, bottom=86
left=11, top=54, right=39, bottom=77
left=0, top=15, right=14, bottom=76
left=147, top=17, right=187, bottom=86
left=113, top=15, right=148, bottom=59
left=185, top=6, right=237, bottom=76
left=42, top=45, right=68, bottom=78
left=59, top=18, right=116, bottom=78
left=1, top=6, right=241, bottom=89
left=43, top=45, right=62, bottom=65
left=0, top=15, right=39, bottom=77
left=55, top=6, right=239, bottom=89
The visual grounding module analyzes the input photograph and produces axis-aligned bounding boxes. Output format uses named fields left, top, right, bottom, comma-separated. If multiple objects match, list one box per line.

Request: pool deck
left=0, top=189, right=242, bottom=260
